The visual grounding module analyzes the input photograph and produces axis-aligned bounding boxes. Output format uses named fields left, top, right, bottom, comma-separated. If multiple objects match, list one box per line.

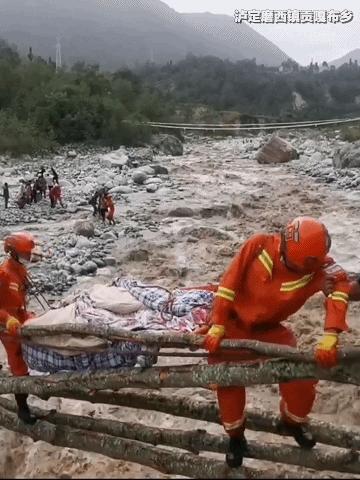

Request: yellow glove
left=315, top=332, right=338, bottom=368
left=6, top=316, right=21, bottom=336
left=204, top=324, right=225, bottom=353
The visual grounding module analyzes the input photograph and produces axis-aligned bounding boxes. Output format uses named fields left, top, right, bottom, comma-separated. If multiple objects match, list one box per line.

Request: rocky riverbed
left=1, top=132, right=360, bottom=478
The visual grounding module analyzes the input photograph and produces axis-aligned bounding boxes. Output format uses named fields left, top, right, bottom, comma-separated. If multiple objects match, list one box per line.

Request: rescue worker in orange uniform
left=105, top=193, right=115, bottom=225
left=0, top=232, right=43, bottom=424
left=49, top=180, right=64, bottom=208
left=203, top=217, right=350, bottom=468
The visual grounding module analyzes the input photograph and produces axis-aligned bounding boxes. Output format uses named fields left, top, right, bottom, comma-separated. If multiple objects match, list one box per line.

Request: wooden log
left=47, top=390, right=360, bottom=451
left=0, top=398, right=358, bottom=475
left=1, top=323, right=359, bottom=363
left=0, top=403, right=250, bottom=479
left=0, top=359, right=360, bottom=399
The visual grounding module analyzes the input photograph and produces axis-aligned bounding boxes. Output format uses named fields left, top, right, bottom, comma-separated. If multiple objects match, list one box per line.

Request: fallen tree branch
left=1, top=359, right=360, bottom=398
left=0, top=398, right=357, bottom=474
left=46, top=389, right=360, bottom=451
left=1, top=323, right=359, bottom=363
left=0, top=403, right=251, bottom=479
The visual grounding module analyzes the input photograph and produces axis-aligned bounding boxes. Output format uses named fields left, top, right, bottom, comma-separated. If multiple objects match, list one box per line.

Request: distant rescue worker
left=99, top=190, right=108, bottom=223
left=3, top=182, right=9, bottom=209
left=89, top=190, right=100, bottom=217
left=49, top=181, right=64, bottom=208
left=104, top=192, right=115, bottom=225
left=25, top=181, right=32, bottom=205
left=0, top=232, right=43, bottom=424
left=51, top=167, right=59, bottom=184
left=203, top=216, right=351, bottom=468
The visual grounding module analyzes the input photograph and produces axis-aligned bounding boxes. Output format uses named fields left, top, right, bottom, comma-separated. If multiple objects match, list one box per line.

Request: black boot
left=277, top=420, right=316, bottom=449
left=15, top=394, right=37, bottom=425
left=226, top=434, right=248, bottom=468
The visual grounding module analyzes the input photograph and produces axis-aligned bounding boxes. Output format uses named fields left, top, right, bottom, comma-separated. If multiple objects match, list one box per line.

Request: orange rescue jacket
left=0, top=258, right=29, bottom=323
left=211, top=233, right=350, bottom=333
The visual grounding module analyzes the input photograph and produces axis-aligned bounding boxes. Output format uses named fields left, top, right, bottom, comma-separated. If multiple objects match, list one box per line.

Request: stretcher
left=21, top=278, right=215, bottom=373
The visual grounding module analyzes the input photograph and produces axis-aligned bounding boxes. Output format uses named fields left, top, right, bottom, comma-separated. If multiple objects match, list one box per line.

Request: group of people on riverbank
left=2, top=166, right=65, bottom=210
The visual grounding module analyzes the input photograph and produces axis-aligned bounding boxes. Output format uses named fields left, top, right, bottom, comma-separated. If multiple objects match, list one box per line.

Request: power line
left=147, top=118, right=344, bottom=128
left=141, top=116, right=360, bottom=131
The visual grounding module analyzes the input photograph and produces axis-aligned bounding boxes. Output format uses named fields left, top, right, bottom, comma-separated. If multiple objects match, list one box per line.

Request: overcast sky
left=163, top=0, right=360, bottom=64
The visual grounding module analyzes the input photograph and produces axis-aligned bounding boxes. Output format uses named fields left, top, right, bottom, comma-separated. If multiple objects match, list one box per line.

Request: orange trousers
left=0, top=334, right=28, bottom=376
left=0, top=311, right=33, bottom=377
left=209, top=322, right=317, bottom=436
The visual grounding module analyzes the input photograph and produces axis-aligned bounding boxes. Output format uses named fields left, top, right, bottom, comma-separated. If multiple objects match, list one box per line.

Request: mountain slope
left=330, top=49, right=360, bottom=68
left=0, top=0, right=289, bottom=69
left=182, top=12, right=289, bottom=66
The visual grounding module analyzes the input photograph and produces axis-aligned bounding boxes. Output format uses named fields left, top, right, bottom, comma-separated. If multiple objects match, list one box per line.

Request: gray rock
left=199, top=205, right=228, bottom=218
left=101, top=231, right=117, bottom=241
left=70, top=263, right=82, bottom=275
left=67, top=150, right=77, bottom=158
left=150, top=164, right=169, bottom=175
left=67, top=248, right=80, bottom=258
left=144, top=177, right=162, bottom=185
left=74, top=220, right=95, bottom=238
left=104, top=256, right=117, bottom=266
left=132, top=171, right=148, bottom=185
left=128, top=147, right=153, bottom=165
left=151, top=134, right=183, bottom=156
left=93, top=258, right=106, bottom=268
left=146, top=183, right=159, bottom=193
left=96, top=267, right=114, bottom=277
left=76, top=236, right=94, bottom=249
left=333, top=142, right=360, bottom=168
left=126, top=249, right=149, bottom=262
left=81, top=260, right=98, bottom=274
left=168, top=207, right=195, bottom=217
left=100, top=148, right=128, bottom=169
left=256, top=135, right=298, bottom=164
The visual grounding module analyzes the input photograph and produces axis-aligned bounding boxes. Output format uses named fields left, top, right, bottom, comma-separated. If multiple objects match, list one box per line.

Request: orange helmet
left=282, top=217, right=331, bottom=272
left=4, top=232, right=36, bottom=261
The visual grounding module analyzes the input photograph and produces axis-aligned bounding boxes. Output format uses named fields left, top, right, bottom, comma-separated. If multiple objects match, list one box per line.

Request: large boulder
left=128, top=147, right=154, bottom=166
left=74, top=220, right=95, bottom=238
left=132, top=171, right=148, bottom=185
left=100, top=148, right=129, bottom=169
left=256, top=136, right=298, bottom=164
left=333, top=142, right=360, bottom=169
left=151, top=134, right=183, bottom=156
left=151, top=164, right=169, bottom=175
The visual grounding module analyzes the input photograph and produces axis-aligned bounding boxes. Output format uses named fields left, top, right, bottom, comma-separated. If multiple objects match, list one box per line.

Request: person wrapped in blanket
left=202, top=216, right=351, bottom=468
left=0, top=232, right=43, bottom=424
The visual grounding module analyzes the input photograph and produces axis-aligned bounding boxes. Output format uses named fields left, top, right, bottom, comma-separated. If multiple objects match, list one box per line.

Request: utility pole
left=56, top=37, right=62, bottom=72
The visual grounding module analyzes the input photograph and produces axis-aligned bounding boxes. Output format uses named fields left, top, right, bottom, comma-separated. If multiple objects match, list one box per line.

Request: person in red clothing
left=0, top=231, right=43, bottom=424
left=105, top=193, right=115, bottom=225
left=203, top=216, right=351, bottom=468
left=49, top=180, right=64, bottom=208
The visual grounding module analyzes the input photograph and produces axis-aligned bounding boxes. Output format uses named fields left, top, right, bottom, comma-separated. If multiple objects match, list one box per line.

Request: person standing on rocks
left=0, top=232, right=43, bottom=425
left=99, top=190, right=108, bottom=223
left=51, top=167, right=59, bottom=184
left=2, top=182, right=9, bottom=209
left=203, top=216, right=351, bottom=468
left=89, top=190, right=100, bottom=217
left=104, top=192, right=115, bottom=225
left=49, top=180, right=64, bottom=208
